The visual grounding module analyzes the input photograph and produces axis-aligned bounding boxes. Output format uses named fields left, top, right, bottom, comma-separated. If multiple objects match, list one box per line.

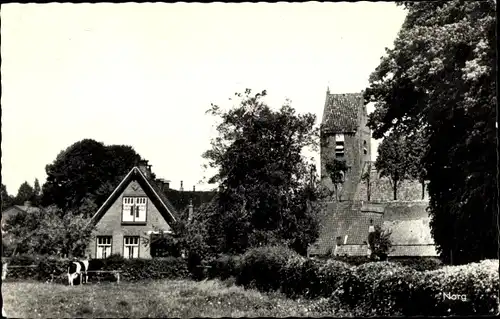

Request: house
left=86, top=160, right=181, bottom=259
left=1, top=201, right=40, bottom=231
left=309, top=89, right=437, bottom=258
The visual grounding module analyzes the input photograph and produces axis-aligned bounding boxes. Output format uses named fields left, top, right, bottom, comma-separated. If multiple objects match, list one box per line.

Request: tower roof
left=321, top=92, right=364, bottom=133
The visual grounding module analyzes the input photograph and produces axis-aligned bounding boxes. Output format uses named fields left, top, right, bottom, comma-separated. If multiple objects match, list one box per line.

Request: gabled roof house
left=87, top=160, right=180, bottom=259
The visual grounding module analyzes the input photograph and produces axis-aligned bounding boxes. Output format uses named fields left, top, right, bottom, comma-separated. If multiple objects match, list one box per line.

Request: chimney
left=193, top=185, right=195, bottom=192
left=187, top=199, right=194, bottom=223
left=180, top=180, right=184, bottom=192
left=24, top=201, right=32, bottom=207
left=138, top=160, right=152, bottom=179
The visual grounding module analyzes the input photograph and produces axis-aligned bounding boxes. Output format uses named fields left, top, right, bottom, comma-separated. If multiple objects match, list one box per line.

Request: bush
left=4, top=254, right=69, bottom=283
left=390, top=257, right=443, bottom=271
left=407, top=259, right=499, bottom=316
left=207, top=254, right=238, bottom=280
left=316, top=260, right=354, bottom=301
left=347, top=261, right=410, bottom=310
left=235, top=245, right=300, bottom=292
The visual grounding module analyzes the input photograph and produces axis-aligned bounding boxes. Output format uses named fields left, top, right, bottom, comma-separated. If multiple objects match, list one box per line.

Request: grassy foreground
left=2, top=279, right=350, bottom=318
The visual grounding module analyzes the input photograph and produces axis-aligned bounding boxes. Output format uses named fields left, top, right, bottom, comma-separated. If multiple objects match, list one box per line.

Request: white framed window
left=335, top=134, right=345, bottom=157
left=122, top=197, right=147, bottom=223
left=96, top=236, right=112, bottom=259
left=124, top=236, right=139, bottom=259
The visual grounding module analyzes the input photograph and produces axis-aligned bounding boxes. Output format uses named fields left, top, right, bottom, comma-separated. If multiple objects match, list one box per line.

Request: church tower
left=320, top=90, right=371, bottom=201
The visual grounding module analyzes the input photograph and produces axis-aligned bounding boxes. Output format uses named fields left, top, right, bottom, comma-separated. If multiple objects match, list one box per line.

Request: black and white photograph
left=1, top=1, right=498, bottom=317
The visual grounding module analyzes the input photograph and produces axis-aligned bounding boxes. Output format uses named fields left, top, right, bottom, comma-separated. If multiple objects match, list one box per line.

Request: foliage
left=375, top=133, right=420, bottom=200
left=2, top=205, right=94, bottom=257
left=360, top=162, right=372, bottom=201
left=4, top=254, right=189, bottom=284
left=365, top=0, right=497, bottom=264
left=202, top=89, right=323, bottom=255
left=14, top=181, right=36, bottom=205
left=1, top=183, right=15, bottom=209
left=324, top=158, right=348, bottom=201
left=41, top=139, right=144, bottom=216
left=235, top=245, right=300, bottom=292
left=367, top=224, right=393, bottom=261
left=206, top=254, right=239, bottom=280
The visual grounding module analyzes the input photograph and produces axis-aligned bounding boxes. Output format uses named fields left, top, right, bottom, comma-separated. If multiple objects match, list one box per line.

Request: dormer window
left=335, top=134, right=345, bottom=157
left=122, top=197, right=147, bottom=223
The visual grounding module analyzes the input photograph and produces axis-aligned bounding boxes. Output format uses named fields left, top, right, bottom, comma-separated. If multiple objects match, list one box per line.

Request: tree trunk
left=367, top=180, right=371, bottom=202
left=393, top=181, right=398, bottom=200
left=421, top=181, right=425, bottom=200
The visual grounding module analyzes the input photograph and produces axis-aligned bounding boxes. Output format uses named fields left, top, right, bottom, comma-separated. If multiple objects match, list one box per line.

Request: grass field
left=2, top=279, right=351, bottom=318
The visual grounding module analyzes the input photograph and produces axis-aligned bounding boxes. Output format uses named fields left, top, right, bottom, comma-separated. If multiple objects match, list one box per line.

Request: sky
left=1, top=2, right=407, bottom=195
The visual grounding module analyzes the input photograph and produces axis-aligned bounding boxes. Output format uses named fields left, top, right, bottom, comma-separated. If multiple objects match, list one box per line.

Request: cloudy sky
left=1, top=2, right=407, bottom=195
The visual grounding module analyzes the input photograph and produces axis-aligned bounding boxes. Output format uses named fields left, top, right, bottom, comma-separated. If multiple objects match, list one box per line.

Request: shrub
left=347, top=261, right=410, bottom=310
left=407, top=259, right=499, bottom=316
left=279, top=254, right=308, bottom=298
left=235, top=245, right=300, bottom=292
left=390, top=257, right=443, bottom=271
left=316, top=259, right=354, bottom=301
left=207, top=254, right=238, bottom=280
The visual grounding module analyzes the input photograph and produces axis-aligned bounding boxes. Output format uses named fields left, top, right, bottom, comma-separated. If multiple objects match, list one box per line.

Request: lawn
left=2, top=279, right=351, bottom=318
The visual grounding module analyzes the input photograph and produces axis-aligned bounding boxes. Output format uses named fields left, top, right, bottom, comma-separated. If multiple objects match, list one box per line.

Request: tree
left=1, top=184, right=14, bottom=209
left=3, top=205, right=93, bottom=257
left=325, top=158, right=348, bottom=201
left=14, top=181, right=35, bottom=205
left=375, top=133, right=414, bottom=200
left=41, top=139, right=143, bottom=216
left=202, top=89, right=323, bottom=256
left=365, top=0, right=496, bottom=263
left=367, top=224, right=393, bottom=261
left=361, top=162, right=373, bottom=201
left=32, top=178, right=42, bottom=206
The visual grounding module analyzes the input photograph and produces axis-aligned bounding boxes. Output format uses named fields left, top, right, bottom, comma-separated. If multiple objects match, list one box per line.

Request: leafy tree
left=374, top=133, right=414, bottom=200
left=201, top=89, right=323, bottom=256
left=2, top=205, right=93, bottom=257
left=367, top=224, right=393, bottom=261
left=14, top=181, right=35, bottom=205
left=365, top=0, right=496, bottom=263
left=1, top=184, right=14, bottom=209
left=41, top=139, right=143, bottom=216
left=325, top=158, right=348, bottom=201
left=32, top=178, right=42, bottom=206
left=361, top=162, right=373, bottom=201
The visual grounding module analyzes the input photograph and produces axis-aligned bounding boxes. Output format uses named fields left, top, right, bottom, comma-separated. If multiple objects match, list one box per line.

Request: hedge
left=207, top=246, right=498, bottom=317
left=3, top=254, right=189, bottom=283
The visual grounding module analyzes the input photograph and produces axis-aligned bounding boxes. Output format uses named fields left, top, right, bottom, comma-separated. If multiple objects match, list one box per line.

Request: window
left=335, top=134, right=345, bottom=157
left=96, top=236, right=112, bottom=259
left=124, top=236, right=139, bottom=259
left=363, top=140, right=368, bottom=155
left=122, top=197, right=147, bottom=223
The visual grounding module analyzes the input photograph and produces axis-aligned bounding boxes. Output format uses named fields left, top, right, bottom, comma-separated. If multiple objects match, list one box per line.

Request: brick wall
left=86, top=180, right=172, bottom=259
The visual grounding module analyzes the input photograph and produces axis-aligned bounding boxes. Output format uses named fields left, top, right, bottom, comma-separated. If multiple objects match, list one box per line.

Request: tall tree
left=32, top=178, right=42, bottom=206
left=375, top=133, right=414, bottom=200
left=325, top=158, right=348, bottom=201
left=14, top=181, right=35, bottom=205
left=41, top=139, right=144, bottom=216
left=365, top=0, right=496, bottom=264
left=1, top=184, right=14, bottom=209
left=202, top=89, right=323, bottom=256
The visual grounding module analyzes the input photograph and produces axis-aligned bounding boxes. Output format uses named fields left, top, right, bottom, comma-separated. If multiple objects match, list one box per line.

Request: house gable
left=89, top=167, right=178, bottom=228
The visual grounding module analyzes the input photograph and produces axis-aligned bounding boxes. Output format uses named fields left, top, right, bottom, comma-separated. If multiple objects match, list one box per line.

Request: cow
left=67, top=257, right=89, bottom=286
